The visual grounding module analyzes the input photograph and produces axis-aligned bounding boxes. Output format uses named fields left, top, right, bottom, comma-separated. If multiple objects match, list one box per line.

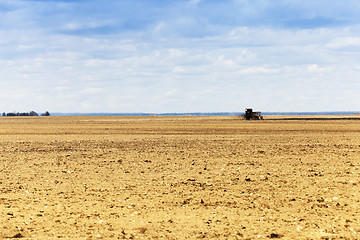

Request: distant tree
left=2, top=112, right=5, bottom=117
left=29, top=111, right=38, bottom=116
left=44, top=111, right=50, bottom=116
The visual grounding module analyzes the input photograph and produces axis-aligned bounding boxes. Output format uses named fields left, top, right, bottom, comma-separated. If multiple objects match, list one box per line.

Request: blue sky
left=1, top=0, right=360, bottom=113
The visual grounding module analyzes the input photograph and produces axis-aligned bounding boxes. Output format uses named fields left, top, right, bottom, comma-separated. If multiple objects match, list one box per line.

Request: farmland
left=1, top=116, right=360, bottom=239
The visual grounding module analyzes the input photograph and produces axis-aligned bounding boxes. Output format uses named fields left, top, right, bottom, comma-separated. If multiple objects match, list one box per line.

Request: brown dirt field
left=1, top=115, right=360, bottom=239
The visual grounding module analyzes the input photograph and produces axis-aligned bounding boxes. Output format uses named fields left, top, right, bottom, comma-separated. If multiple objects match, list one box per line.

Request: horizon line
left=48, top=111, right=360, bottom=116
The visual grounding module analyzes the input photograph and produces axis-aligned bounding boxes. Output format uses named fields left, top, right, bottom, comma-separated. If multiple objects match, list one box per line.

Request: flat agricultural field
left=1, top=115, right=360, bottom=239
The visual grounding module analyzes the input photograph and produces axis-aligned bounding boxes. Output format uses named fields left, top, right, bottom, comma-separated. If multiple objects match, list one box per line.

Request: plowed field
left=1, top=116, right=360, bottom=239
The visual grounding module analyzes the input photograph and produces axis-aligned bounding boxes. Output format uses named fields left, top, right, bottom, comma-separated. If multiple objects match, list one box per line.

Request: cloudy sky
left=1, top=0, right=360, bottom=113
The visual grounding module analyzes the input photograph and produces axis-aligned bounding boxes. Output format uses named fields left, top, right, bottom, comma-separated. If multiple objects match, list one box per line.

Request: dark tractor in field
left=244, top=108, right=263, bottom=120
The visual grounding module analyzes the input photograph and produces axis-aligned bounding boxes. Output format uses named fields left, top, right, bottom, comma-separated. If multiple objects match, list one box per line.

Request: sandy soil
left=1, top=115, right=360, bottom=239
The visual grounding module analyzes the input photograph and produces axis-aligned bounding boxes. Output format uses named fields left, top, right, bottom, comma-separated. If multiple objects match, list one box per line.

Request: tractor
left=244, top=108, right=263, bottom=120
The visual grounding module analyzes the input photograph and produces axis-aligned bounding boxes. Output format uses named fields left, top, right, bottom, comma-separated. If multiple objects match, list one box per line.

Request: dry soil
left=1, top=115, right=360, bottom=239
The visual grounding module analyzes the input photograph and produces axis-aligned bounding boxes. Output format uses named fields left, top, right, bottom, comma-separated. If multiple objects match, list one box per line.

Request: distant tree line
left=1, top=111, right=50, bottom=117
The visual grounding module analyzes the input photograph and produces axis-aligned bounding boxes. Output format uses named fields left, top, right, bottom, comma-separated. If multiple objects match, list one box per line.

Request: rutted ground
left=1, top=116, right=360, bottom=239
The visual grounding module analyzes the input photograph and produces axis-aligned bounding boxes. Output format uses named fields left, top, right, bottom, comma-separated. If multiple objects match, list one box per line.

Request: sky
left=1, top=0, right=360, bottom=113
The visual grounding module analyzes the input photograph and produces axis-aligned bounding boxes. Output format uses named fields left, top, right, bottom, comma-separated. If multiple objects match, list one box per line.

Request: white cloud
left=173, top=66, right=186, bottom=73
left=238, top=66, right=279, bottom=75
left=165, top=88, right=178, bottom=96
left=61, top=19, right=116, bottom=31
left=327, top=37, right=360, bottom=49
left=0, top=1, right=360, bottom=113
left=80, top=87, right=105, bottom=95
left=307, top=64, right=332, bottom=73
